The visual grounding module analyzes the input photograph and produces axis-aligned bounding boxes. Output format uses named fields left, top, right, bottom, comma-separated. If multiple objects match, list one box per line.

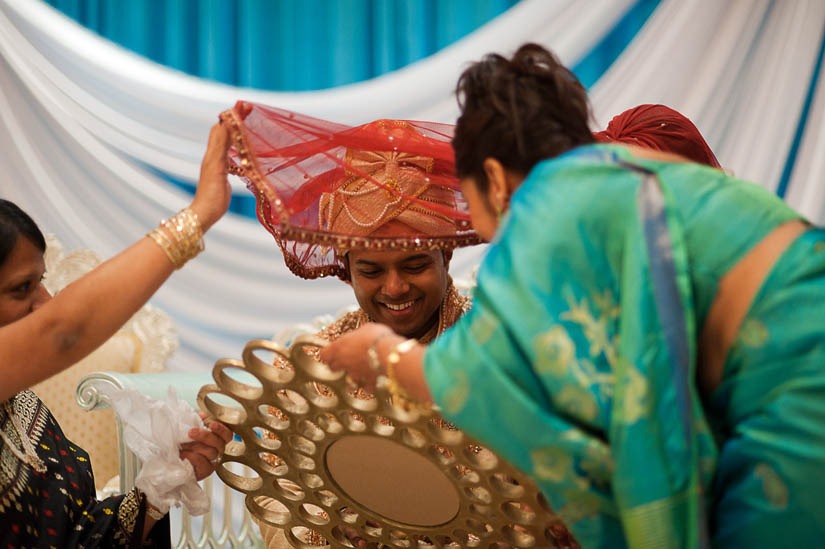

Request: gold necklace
left=1, top=398, right=47, bottom=474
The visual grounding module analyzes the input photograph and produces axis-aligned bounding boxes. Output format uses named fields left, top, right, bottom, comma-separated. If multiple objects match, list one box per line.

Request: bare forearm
left=0, top=119, right=230, bottom=398
left=0, top=237, right=174, bottom=401
left=49, top=237, right=172, bottom=356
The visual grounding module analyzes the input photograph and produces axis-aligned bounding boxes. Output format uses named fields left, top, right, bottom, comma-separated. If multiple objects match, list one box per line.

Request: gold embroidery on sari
left=622, top=490, right=693, bottom=549
left=754, top=462, right=789, bottom=509
left=114, top=488, right=142, bottom=542
left=556, top=385, right=599, bottom=422
left=468, top=307, right=498, bottom=345
left=557, top=490, right=608, bottom=525
left=0, top=391, right=48, bottom=513
left=554, top=288, right=650, bottom=425
left=442, top=369, right=470, bottom=416
left=561, top=290, right=620, bottom=365
left=534, top=325, right=575, bottom=376
left=530, top=447, right=573, bottom=483
left=739, top=318, right=768, bottom=348
left=617, top=357, right=649, bottom=425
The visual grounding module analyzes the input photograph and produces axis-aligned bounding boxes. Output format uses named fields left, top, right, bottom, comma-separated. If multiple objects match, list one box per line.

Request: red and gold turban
left=221, top=102, right=480, bottom=280
left=593, top=104, right=721, bottom=168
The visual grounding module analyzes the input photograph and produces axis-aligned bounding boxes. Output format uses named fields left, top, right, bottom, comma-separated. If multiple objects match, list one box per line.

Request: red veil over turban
left=221, top=102, right=480, bottom=280
left=593, top=104, right=721, bottom=168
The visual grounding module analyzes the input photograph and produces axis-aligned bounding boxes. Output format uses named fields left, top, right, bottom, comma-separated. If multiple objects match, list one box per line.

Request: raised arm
left=0, top=122, right=232, bottom=402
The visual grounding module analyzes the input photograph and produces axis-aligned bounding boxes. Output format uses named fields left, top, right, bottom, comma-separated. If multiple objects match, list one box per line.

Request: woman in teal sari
left=320, top=44, right=825, bottom=548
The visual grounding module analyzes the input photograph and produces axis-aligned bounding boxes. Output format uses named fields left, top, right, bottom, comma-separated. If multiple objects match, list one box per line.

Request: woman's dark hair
left=453, top=43, right=595, bottom=191
left=0, top=199, right=46, bottom=266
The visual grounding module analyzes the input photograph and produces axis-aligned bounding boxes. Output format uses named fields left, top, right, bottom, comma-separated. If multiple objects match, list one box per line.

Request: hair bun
left=510, top=43, right=560, bottom=78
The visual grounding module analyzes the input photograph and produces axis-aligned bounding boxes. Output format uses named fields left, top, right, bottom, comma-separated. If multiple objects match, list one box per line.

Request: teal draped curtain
left=44, top=0, right=519, bottom=91
left=40, top=0, right=660, bottom=219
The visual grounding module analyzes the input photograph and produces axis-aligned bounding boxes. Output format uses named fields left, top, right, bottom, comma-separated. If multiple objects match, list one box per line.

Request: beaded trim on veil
left=220, top=102, right=481, bottom=280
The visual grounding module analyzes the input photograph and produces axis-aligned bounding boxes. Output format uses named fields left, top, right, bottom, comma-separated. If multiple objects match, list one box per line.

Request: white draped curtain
left=1, top=0, right=823, bottom=371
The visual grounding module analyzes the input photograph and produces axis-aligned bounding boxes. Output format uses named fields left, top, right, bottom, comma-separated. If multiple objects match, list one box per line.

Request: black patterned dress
left=0, top=390, right=170, bottom=548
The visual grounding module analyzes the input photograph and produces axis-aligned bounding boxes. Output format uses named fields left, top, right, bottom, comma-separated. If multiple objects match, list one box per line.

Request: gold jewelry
left=495, top=202, right=509, bottom=222
left=138, top=488, right=167, bottom=521
left=383, top=339, right=422, bottom=411
left=1, top=399, right=47, bottom=474
left=366, top=346, right=381, bottom=373
left=148, top=207, right=204, bottom=269
left=366, top=332, right=394, bottom=373
left=145, top=500, right=166, bottom=521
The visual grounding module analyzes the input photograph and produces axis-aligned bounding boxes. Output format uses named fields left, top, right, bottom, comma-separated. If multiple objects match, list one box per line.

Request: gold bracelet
left=138, top=489, right=167, bottom=520
left=146, top=502, right=165, bottom=521
left=384, top=338, right=427, bottom=411
left=150, top=224, right=183, bottom=266
left=147, top=207, right=204, bottom=269
left=163, top=208, right=204, bottom=260
left=366, top=333, right=394, bottom=373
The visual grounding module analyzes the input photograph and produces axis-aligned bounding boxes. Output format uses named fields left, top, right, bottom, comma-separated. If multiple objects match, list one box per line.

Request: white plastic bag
left=104, top=386, right=210, bottom=515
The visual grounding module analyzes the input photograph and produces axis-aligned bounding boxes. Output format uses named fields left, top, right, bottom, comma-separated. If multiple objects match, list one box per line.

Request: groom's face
left=347, top=249, right=449, bottom=339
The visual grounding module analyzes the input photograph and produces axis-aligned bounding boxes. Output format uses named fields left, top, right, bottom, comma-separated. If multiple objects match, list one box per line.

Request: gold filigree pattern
left=114, top=488, right=142, bottom=542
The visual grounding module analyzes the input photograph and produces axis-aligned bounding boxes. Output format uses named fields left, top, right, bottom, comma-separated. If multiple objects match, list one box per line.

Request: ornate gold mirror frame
left=198, top=337, right=576, bottom=548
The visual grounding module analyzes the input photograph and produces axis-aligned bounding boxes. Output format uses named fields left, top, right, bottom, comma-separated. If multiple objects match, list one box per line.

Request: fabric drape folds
left=425, top=146, right=717, bottom=547
left=425, top=144, right=825, bottom=547
left=43, top=0, right=520, bottom=91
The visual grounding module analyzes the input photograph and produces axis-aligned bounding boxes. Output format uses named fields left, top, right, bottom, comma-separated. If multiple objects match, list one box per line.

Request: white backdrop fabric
left=1, top=0, right=824, bottom=371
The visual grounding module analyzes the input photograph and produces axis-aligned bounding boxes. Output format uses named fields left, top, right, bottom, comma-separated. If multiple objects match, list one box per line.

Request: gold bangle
left=138, top=489, right=167, bottom=520
left=161, top=219, right=188, bottom=265
left=383, top=339, right=426, bottom=411
left=146, top=502, right=165, bottom=521
left=163, top=208, right=204, bottom=259
left=148, top=226, right=178, bottom=265
left=387, top=338, right=417, bottom=365
left=147, top=207, right=204, bottom=269
left=366, top=333, right=394, bottom=373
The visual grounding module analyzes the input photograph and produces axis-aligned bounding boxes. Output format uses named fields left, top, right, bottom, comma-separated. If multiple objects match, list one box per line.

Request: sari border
left=634, top=166, right=709, bottom=548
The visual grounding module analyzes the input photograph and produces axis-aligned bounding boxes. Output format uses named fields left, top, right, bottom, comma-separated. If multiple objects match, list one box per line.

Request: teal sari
left=424, top=144, right=825, bottom=547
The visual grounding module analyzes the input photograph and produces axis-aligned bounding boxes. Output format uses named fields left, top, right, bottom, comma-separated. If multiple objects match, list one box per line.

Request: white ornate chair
left=77, top=371, right=264, bottom=548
